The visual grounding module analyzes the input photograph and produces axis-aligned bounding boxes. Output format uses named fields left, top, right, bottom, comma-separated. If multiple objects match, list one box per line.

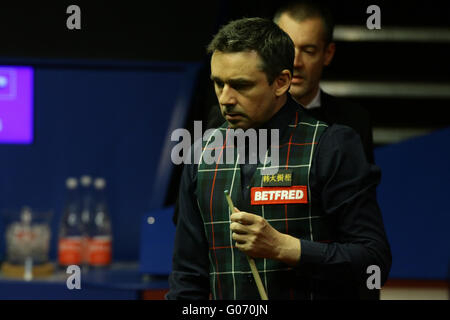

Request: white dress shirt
left=304, top=88, right=321, bottom=109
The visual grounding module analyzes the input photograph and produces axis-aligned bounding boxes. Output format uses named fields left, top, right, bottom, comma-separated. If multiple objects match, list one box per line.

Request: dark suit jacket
left=206, top=91, right=375, bottom=163
left=306, top=91, right=375, bottom=164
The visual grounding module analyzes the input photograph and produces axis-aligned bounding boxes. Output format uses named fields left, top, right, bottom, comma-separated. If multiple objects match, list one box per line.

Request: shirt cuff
left=299, top=240, right=327, bottom=265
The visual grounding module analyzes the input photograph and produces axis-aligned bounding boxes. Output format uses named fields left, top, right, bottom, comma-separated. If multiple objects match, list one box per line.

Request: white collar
left=304, top=88, right=321, bottom=109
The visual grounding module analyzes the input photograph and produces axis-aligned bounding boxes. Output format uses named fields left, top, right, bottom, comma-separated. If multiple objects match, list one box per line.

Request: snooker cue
left=224, top=190, right=269, bottom=300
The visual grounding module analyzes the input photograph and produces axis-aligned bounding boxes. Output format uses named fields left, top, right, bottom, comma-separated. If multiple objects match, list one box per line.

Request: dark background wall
left=1, top=1, right=449, bottom=60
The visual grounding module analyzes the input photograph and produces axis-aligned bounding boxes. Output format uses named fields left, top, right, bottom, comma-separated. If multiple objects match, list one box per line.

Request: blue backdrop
left=375, top=127, right=450, bottom=280
left=0, top=58, right=200, bottom=261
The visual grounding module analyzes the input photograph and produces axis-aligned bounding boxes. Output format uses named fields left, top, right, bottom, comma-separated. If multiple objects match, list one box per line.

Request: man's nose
left=218, top=84, right=237, bottom=106
left=293, top=49, right=303, bottom=68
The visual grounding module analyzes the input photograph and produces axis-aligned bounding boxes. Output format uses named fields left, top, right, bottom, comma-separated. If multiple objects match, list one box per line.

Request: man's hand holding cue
left=230, top=210, right=302, bottom=267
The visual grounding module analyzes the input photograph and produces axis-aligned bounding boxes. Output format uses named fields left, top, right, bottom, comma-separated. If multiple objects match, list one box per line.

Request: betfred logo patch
left=251, top=186, right=308, bottom=205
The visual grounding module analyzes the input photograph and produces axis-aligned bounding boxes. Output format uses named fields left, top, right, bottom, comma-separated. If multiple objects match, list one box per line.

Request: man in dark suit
left=274, top=1, right=374, bottom=163
left=207, top=1, right=374, bottom=163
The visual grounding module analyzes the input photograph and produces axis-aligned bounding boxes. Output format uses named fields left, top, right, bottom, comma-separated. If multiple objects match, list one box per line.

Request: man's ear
left=274, top=69, right=292, bottom=97
left=323, top=42, right=336, bottom=66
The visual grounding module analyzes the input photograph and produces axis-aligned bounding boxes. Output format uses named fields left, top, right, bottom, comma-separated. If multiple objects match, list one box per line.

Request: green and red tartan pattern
left=196, top=108, right=330, bottom=300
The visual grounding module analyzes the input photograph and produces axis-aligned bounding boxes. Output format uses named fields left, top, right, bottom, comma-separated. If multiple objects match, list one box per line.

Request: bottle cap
left=80, top=175, right=92, bottom=187
left=94, top=177, right=106, bottom=189
left=21, top=206, right=33, bottom=224
left=66, top=177, right=78, bottom=189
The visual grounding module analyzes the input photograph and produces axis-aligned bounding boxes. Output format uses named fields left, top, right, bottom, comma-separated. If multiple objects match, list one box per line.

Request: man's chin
left=289, top=85, right=308, bottom=103
left=227, top=120, right=250, bottom=130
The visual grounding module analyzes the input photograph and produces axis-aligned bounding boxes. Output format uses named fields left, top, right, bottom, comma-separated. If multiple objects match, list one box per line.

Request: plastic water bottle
left=80, top=175, right=94, bottom=268
left=88, top=177, right=112, bottom=267
left=58, top=177, right=83, bottom=268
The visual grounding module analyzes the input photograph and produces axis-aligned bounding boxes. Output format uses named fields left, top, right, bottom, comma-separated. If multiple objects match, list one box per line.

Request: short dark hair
left=273, top=1, right=334, bottom=45
left=206, top=17, right=294, bottom=84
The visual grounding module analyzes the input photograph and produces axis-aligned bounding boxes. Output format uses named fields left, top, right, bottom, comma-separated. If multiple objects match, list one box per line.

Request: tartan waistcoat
left=196, top=105, right=332, bottom=300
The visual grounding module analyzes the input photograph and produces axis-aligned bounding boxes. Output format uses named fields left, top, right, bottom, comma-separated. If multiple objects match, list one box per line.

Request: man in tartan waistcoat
left=167, top=17, right=391, bottom=300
